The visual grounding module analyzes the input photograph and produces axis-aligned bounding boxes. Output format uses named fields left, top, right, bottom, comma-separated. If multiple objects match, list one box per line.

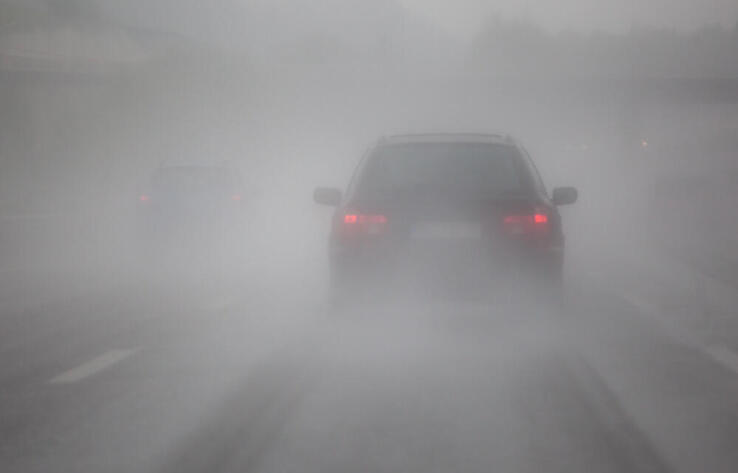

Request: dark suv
left=314, top=133, right=577, bottom=302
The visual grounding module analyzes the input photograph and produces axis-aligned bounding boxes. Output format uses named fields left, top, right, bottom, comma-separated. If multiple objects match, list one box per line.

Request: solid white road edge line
left=49, top=348, right=140, bottom=384
left=703, top=344, right=738, bottom=376
left=620, top=291, right=738, bottom=376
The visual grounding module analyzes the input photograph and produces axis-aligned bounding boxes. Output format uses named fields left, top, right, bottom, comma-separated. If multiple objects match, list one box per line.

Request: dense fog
left=1, top=2, right=737, bottom=472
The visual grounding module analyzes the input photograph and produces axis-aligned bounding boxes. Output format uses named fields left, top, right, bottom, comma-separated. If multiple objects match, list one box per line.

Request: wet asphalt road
left=1, top=268, right=738, bottom=473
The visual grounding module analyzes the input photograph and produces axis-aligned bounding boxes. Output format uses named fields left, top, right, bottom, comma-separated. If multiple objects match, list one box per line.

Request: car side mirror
left=313, top=187, right=342, bottom=206
left=552, top=187, right=578, bottom=206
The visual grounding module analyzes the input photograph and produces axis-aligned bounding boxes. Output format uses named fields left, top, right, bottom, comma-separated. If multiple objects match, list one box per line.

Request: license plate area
left=410, top=221, right=483, bottom=240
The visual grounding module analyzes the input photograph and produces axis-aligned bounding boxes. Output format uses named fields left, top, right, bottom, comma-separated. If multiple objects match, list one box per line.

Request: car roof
left=155, top=161, right=239, bottom=172
left=157, top=164, right=228, bottom=170
left=378, top=132, right=517, bottom=146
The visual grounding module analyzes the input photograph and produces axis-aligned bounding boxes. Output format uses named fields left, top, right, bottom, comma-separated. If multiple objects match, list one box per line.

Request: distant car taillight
left=139, top=194, right=150, bottom=202
left=503, top=210, right=549, bottom=236
left=341, top=213, right=388, bottom=237
left=231, top=194, right=242, bottom=201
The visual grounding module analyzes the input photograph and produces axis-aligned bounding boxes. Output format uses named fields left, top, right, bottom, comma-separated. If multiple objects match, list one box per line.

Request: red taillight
left=345, top=214, right=387, bottom=224
left=503, top=211, right=549, bottom=235
left=341, top=212, right=388, bottom=236
left=231, top=194, right=242, bottom=201
left=139, top=194, right=150, bottom=202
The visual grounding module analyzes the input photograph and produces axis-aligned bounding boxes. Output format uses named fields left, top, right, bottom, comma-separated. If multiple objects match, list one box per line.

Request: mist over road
left=2, top=3, right=738, bottom=472
left=2, top=66, right=738, bottom=473
left=3, top=248, right=738, bottom=472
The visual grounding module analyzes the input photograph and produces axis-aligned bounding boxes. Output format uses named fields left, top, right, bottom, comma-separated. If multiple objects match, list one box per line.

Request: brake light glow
left=139, top=194, right=150, bottom=202
left=503, top=211, right=549, bottom=235
left=503, top=214, right=548, bottom=225
left=231, top=194, right=242, bottom=201
left=341, top=213, right=388, bottom=236
left=344, top=214, right=387, bottom=224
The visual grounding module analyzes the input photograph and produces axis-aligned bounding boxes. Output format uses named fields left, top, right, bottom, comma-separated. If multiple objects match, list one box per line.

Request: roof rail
left=502, top=134, right=517, bottom=145
left=385, top=131, right=508, bottom=140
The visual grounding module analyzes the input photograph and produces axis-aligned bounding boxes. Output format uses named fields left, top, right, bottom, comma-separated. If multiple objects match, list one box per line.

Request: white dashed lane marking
left=49, top=348, right=140, bottom=384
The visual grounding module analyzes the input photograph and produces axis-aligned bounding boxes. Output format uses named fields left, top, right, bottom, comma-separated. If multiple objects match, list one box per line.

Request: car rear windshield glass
left=152, top=167, right=237, bottom=193
left=359, top=143, right=523, bottom=198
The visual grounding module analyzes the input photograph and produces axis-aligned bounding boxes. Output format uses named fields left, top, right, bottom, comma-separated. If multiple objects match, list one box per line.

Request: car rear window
left=358, top=142, right=524, bottom=198
left=152, top=167, right=238, bottom=193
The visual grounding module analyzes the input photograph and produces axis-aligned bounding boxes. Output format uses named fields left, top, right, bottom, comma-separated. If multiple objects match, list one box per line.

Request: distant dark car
left=137, top=163, right=245, bottom=254
left=314, top=133, right=578, bottom=303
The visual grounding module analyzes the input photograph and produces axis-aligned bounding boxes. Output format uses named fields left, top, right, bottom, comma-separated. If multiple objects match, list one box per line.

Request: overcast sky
left=401, top=0, right=738, bottom=37
left=94, top=0, right=738, bottom=47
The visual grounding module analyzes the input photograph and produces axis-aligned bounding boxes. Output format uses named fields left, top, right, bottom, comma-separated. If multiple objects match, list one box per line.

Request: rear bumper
left=330, top=240, right=563, bottom=298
